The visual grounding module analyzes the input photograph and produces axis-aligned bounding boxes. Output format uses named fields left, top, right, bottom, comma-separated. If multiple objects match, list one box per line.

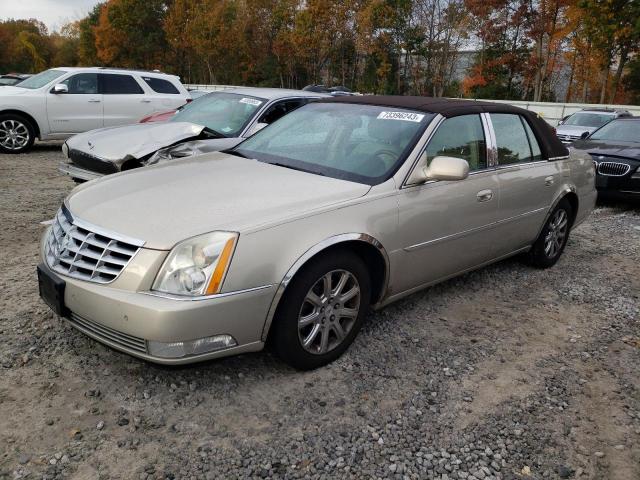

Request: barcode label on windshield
left=377, top=111, right=425, bottom=122
left=240, top=97, right=262, bottom=106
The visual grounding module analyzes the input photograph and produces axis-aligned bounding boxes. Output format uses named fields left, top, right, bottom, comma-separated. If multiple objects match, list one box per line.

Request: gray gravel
left=1, top=144, right=639, bottom=480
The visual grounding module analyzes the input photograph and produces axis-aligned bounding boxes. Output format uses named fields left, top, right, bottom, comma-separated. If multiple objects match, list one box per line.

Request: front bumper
left=39, top=262, right=274, bottom=365
left=58, top=161, right=105, bottom=182
left=595, top=174, right=640, bottom=198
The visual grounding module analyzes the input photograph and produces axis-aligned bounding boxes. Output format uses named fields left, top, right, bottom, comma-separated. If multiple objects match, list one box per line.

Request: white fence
left=186, top=84, right=239, bottom=92
left=469, top=99, right=640, bottom=126
left=185, top=84, right=639, bottom=126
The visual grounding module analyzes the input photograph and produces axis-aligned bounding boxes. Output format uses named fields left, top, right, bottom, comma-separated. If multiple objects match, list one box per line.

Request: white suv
left=0, top=67, right=190, bottom=153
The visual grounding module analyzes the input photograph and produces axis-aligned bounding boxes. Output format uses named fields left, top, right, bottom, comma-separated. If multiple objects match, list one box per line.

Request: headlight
left=61, top=142, right=69, bottom=158
left=152, top=231, right=237, bottom=297
left=632, top=166, right=640, bottom=179
left=147, top=144, right=196, bottom=166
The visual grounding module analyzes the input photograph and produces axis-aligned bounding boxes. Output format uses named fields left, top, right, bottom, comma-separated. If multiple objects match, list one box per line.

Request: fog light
left=147, top=335, right=237, bottom=358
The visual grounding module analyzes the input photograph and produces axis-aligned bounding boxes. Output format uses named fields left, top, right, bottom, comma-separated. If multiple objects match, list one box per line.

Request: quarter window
left=61, top=73, right=98, bottom=94
left=490, top=113, right=533, bottom=165
left=100, top=74, right=144, bottom=94
left=141, top=76, right=180, bottom=94
left=425, top=115, right=487, bottom=171
left=522, top=119, right=542, bottom=160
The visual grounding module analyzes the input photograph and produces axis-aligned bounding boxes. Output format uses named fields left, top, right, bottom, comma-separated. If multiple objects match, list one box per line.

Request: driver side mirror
left=247, top=122, right=268, bottom=136
left=410, top=155, right=469, bottom=183
left=580, top=131, right=590, bottom=139
left=52, top=83, right=68, bottom=94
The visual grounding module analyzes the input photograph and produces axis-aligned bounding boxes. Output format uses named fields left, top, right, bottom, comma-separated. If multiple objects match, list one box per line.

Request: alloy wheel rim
left=298, top=269, right=361, bottom=355
left=0, top=120, right=30, bottom=150
left=544, top=209, right=568, bottom=258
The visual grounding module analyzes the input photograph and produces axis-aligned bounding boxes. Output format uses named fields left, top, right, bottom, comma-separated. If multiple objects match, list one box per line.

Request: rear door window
left=141, top=76, right=180, bottom=94
left=100, top=74, right=144, bottom=94
left=490, top=113, right=533, bottom=165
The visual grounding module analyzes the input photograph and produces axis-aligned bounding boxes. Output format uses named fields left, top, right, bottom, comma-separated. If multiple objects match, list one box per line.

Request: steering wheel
left=353, top=149, right=396, bottom=177
left=373, top=148, right=398, bottom=164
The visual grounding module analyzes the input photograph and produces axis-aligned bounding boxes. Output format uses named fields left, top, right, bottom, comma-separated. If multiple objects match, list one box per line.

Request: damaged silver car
left=58, top=88, right=327, bottom=181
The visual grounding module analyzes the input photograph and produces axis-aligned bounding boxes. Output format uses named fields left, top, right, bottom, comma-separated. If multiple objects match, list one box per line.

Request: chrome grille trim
left=557, top=134, right=580, bottom=142
left=45, top=206, right=143, bottom=284
left=68, top=312, right=148, bottom=354
left=597, top=162, right=631, bottom=177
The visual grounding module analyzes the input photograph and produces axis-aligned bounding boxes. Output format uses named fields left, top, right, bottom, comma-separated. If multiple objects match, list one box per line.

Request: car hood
left=67, top=152, right=371, bottom=250
left=556, top=124, right=597, bottom=136
left=572, top=139, right=640, bottom=161
left=147, top=138, right=244, bottom=165
left=66, top=122, right=207, bottom=164
left=0, top=86, right=29, bottom=96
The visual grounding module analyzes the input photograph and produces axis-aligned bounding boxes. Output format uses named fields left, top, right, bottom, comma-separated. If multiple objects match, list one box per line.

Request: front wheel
left=0, top=114, right=35, bottom=154
left=526, top=198, right=573, bottom=268
left=271, top=250, right=371, bottom=370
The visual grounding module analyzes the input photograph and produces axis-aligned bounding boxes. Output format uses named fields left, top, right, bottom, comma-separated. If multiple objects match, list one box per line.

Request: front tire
left=526, top=198, right=573, bottom=268
left=271, top=250, right=371, bottom=370
left=0, top=114, right=35, bottom=154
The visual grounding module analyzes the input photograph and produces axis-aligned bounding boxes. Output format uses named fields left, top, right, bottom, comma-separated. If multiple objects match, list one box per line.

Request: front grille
left=68, top=312, right=148, bottom=354
left=597, top=162, right=631, bottom=177
left=557, top=134, right=579, bottom=142
left=45, top=207, right=142, bottom=284
left=68, top=149, right=118, bottom=174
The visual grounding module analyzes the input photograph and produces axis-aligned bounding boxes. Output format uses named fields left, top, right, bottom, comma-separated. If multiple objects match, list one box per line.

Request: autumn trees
left=462, top=0, right=639, bottom=103
left=0, top=0, right=638, bottom=103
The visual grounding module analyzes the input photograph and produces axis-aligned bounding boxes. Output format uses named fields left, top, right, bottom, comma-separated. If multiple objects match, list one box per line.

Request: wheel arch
left=260, top=233, right=390, bottom=342
left=550, top=186, right=579, bottom=226
left=0, top=109, right=41, bottom=138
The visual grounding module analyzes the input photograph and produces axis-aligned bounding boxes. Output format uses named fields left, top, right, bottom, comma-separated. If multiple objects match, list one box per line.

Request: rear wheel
left=526, top=198, right=573, bottom=268
left=271, top=250, right=371, bottom=370
left=0, top=114, right=35, bottom=154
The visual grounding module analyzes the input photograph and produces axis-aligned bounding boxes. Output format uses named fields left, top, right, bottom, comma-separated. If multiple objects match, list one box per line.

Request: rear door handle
left=545, top=175, right=554, bottom=186
left=476, top=189, right=493, bottom=202
left=141, top=99, right=152, bottom=103
left=88, top=99, right=101, bottom=103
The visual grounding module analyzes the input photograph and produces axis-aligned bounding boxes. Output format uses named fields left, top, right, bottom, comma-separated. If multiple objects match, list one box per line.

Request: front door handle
left=88, top=99, right=101, bottom=103
left=545, top=175, right=555, bottom=186
left=476, top=189, right=493, bottom=202
left=141, top=99, right=152, bottom=103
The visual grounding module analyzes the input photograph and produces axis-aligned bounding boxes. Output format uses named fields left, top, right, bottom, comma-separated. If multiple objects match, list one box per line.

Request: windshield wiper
left=202, top=127, right=227, bottom=138
left=225, top=150, right=250, bottom=159
left=267, top=162, right=325, bottom=176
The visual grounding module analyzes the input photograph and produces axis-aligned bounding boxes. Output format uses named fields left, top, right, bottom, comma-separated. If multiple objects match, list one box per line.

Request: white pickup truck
left=0, top=67, right=190, bottom=153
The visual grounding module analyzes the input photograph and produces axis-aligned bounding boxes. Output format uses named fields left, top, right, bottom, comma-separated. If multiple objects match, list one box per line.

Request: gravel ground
left=1, top=143, right=639, bottom=480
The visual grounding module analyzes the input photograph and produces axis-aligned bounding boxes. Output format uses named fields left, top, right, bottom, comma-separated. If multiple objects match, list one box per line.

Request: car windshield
left=564, top=112, right=614, bottom=128
left=15, top=69, right=65, bottom=89
left=171, top=92, right=266, bottom=137
left=233, top=102, right=433, bottom=185
left=590, top=120, right=640, bottom=143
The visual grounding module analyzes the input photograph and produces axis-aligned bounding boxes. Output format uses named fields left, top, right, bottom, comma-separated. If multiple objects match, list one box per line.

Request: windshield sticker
left=239, top=97, right=262, bottom=106
left=377, top=111, right=425, bottom=122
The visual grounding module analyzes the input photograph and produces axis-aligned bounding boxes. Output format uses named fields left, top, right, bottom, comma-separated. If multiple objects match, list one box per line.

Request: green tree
left=94, top=0, right=170, bottom=69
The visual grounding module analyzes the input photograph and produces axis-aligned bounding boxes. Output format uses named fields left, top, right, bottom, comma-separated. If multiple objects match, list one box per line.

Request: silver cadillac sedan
left=38, top=96, right=596, bottom=370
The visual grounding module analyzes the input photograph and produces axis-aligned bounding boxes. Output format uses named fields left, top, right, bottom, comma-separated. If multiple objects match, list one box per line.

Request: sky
left=0, top=0, right=100, bottom=32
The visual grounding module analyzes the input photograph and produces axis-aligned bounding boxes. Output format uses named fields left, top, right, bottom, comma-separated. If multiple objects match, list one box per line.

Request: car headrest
left=368, top=117, right=410, bottom=144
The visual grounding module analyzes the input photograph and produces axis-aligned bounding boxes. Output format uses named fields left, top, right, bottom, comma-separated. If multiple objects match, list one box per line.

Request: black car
left=572, top=118, right=640, bottom=200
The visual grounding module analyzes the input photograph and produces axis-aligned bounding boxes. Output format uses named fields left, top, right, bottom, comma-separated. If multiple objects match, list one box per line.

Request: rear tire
left=0, top=113, right=35, bottom=154
left=526, top=198, right=573, bottom=268
left=271, top=250, right=371, bottom=370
